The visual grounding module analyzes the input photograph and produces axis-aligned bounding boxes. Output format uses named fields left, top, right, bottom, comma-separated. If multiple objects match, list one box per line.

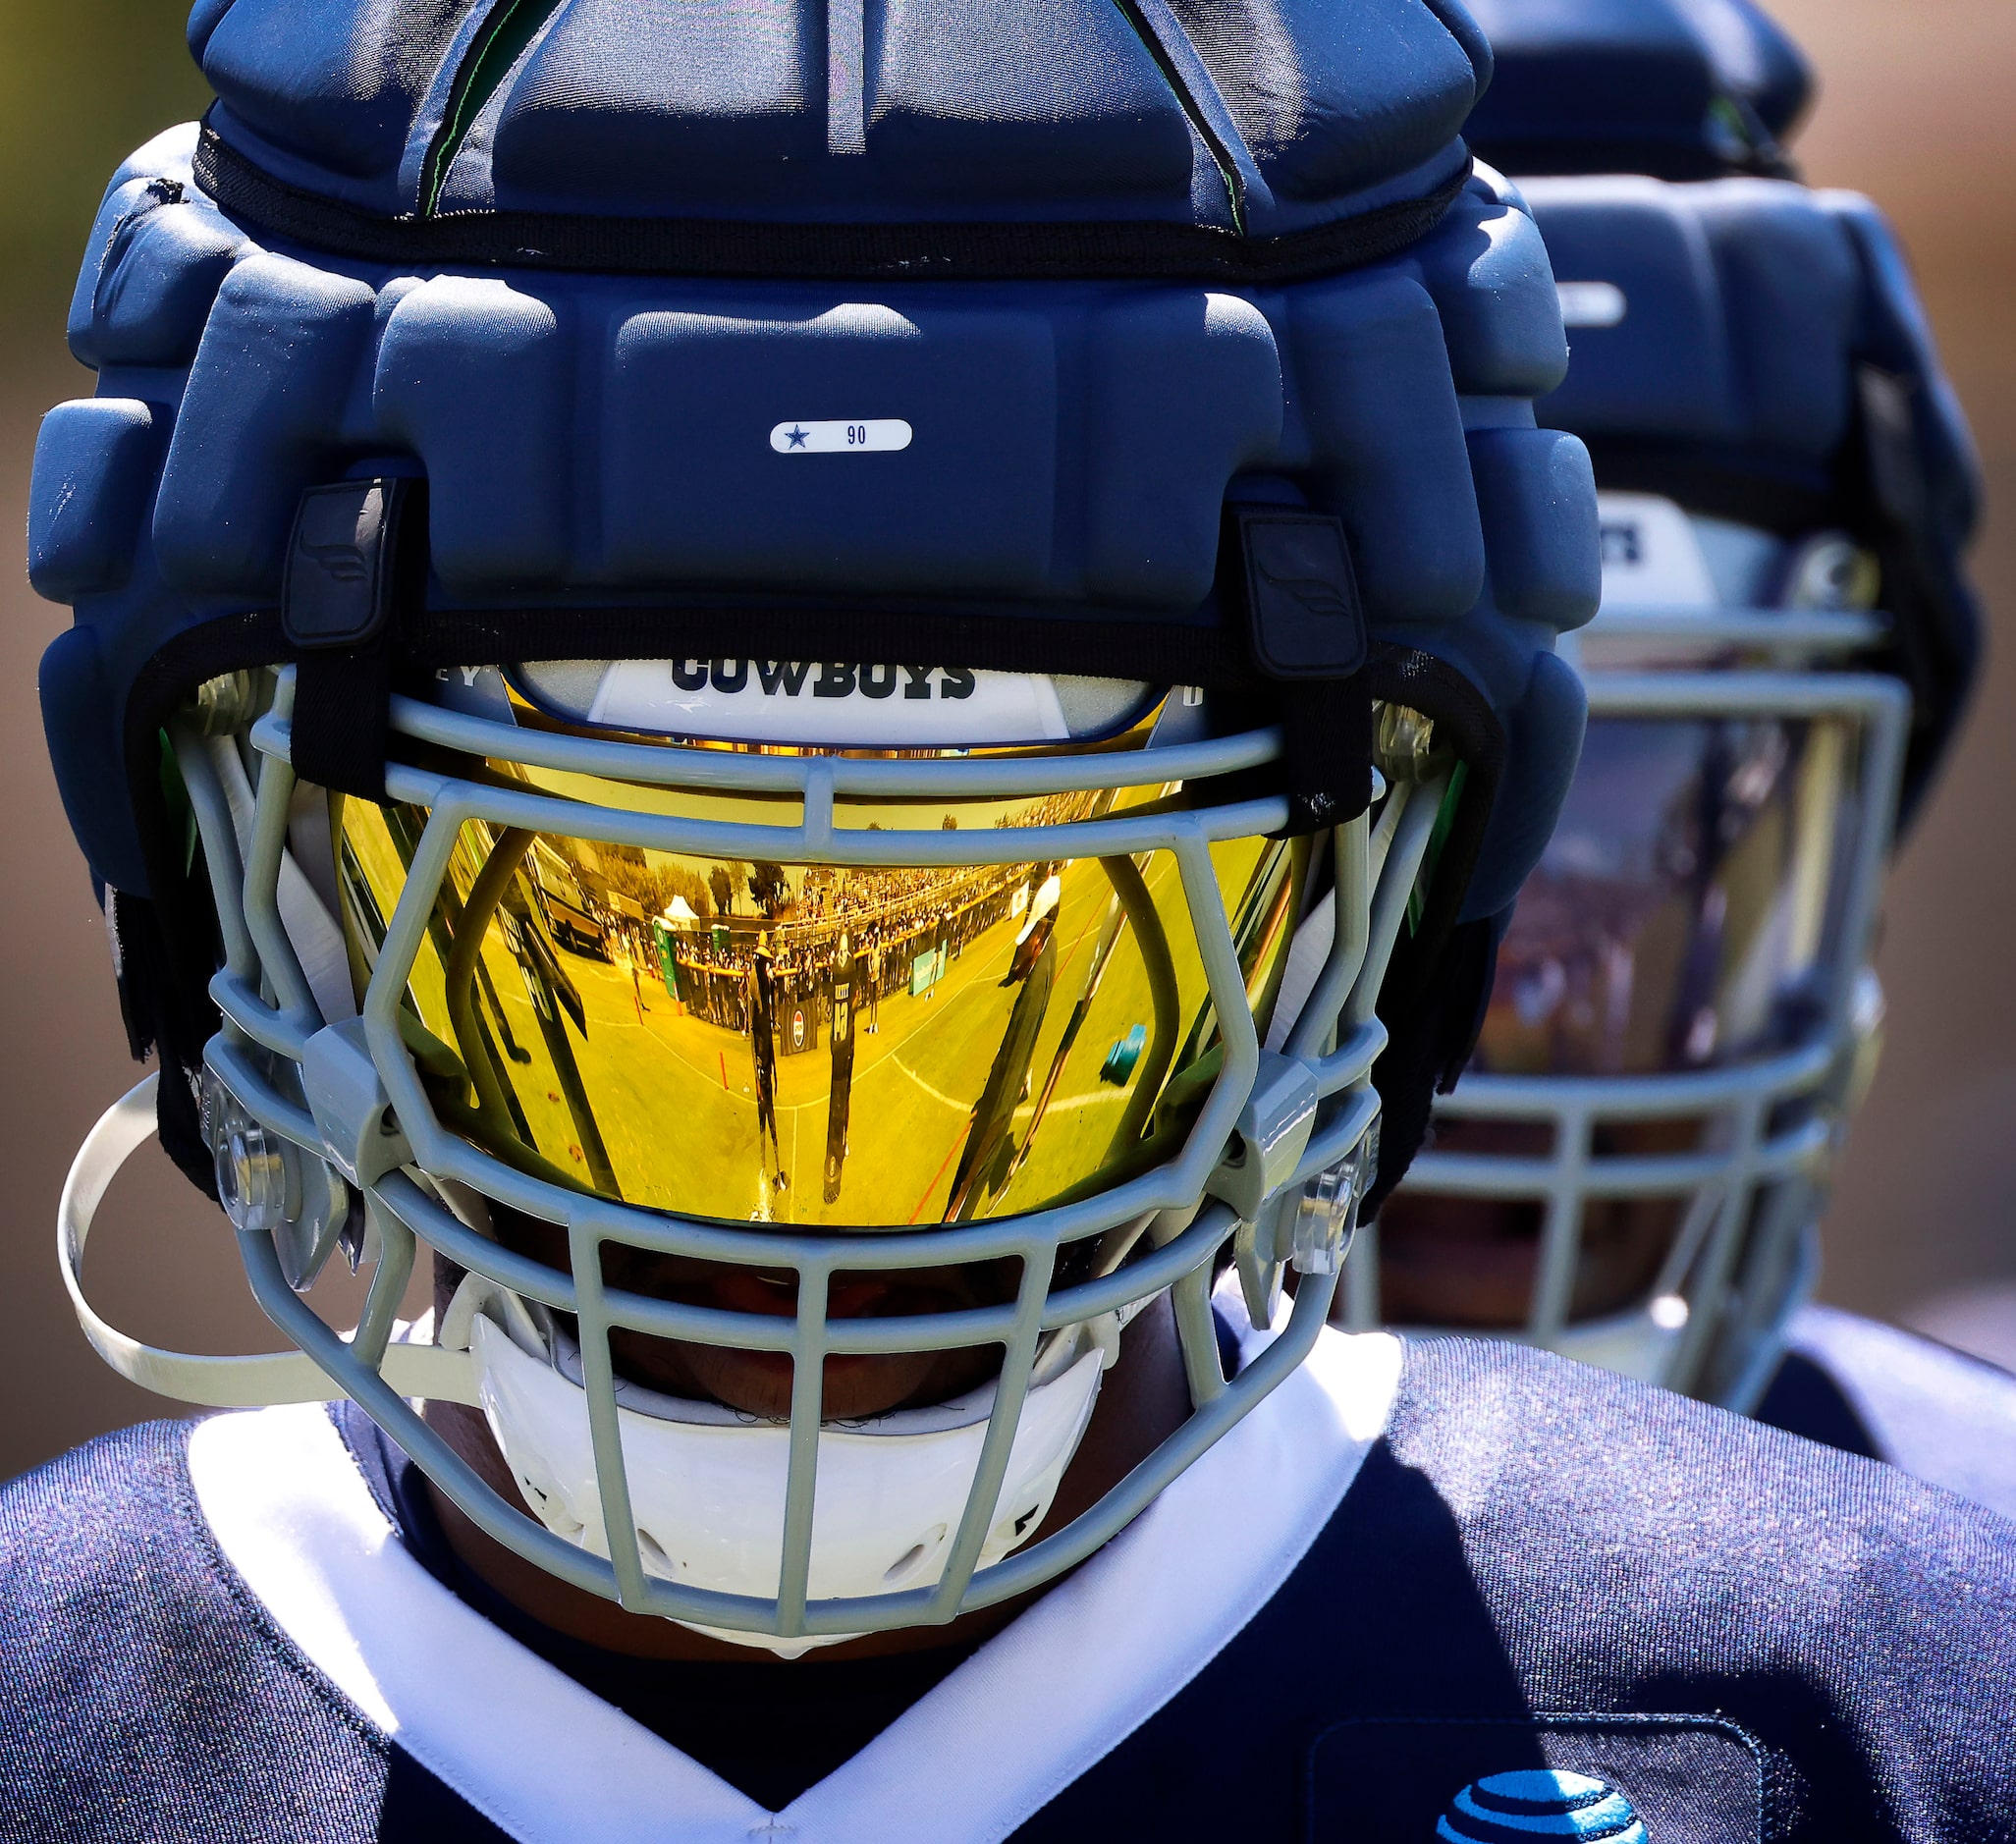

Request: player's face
left=1376, top=1126, right=1694, bottom=1327
left=1377, top=709, right=1864, bottom=1330
left=472, top=1201, right=1019, bottom=1418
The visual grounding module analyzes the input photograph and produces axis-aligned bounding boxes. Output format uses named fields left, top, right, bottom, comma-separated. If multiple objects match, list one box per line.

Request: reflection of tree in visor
left=335, top=760, right=1308, bottom=1231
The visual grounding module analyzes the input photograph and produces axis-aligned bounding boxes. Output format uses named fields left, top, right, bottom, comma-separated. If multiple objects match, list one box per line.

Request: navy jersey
left=1755, top=1303, right=2016, bottom=1521
left=3, top=1330, right=2013, bottom=1842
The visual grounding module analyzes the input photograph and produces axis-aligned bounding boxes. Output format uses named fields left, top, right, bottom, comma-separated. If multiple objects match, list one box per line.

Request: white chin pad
left=470, top=1317, right=1104, bottom=1655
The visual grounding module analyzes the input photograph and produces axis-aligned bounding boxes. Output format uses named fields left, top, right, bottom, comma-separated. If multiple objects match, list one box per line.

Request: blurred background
left=2, top=0, right=2012, bottom=1481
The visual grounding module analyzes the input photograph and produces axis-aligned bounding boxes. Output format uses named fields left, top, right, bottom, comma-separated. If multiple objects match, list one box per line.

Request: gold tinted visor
left=336, top=752, right=1306, bottom=1228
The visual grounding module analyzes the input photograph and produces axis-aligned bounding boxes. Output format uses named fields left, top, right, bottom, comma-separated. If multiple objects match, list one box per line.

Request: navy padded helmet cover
left=187, top=0, right=1488, bottom=231
left=1526, top=175, right=1977, bottom=517
left=1521, top=172, right=1982, bottom=806
left=1463, top=0, right=1812, bottom=181
left=34, top=0, right=1594, bottom=949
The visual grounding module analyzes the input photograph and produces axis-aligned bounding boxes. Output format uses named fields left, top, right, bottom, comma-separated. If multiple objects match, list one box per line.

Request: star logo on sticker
left=786, top=425, right=809, bottom=449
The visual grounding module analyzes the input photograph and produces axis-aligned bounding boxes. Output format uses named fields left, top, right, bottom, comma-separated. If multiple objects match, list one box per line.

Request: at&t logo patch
left=1438, top=1769, right=1645, bottom=1842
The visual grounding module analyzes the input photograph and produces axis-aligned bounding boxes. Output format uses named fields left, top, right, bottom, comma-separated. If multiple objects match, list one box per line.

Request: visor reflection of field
left=341, top=801, right=1288, bottom=1229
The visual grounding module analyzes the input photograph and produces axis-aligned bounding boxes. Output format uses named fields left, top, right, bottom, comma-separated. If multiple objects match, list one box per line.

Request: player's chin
left=1367, top=1195, right=1543, bottom=1329
left=609, top=1330, right=994, bottom=1422
left=477, top=1202, right=1008, bottom=1418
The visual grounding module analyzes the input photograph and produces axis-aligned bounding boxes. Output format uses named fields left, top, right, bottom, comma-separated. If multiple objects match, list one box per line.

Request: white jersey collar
left=188, top=1318, right=1401, bottom=1844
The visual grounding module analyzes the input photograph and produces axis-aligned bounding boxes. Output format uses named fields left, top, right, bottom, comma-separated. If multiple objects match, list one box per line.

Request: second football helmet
left=1359, top=2, right=1982, bottom=1406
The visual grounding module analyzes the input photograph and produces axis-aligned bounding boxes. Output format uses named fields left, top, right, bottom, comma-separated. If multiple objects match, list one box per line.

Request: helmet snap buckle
left=1233, top=1118, right=1377, bottom=1329
left=201, top=1068, right=298, bottom=1237
left=1286, top=1124, right=1377, bottom=1276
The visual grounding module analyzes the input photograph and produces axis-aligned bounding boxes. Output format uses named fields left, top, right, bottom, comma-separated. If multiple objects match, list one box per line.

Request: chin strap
left=60, top=1073, right=478, bottom=1409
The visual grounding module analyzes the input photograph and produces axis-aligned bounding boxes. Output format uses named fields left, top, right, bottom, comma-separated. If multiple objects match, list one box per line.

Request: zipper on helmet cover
left=1108, top=0, right=1248, bottom=234
left=419, top=0, right=570, bottom=217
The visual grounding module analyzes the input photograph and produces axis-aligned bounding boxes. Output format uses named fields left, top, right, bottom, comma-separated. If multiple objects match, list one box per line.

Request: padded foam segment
left=1290, top=270, right=1484, bottom=623
left=1691, top=182, right=1859, bottom=456
left=1462, top=647, right=1588, bottom=923
left=604, top=300, right=1057, bottom=596
left=105, top=122, right=205, bottom=200
left=28, top=402, right=164, bottom=602
left=201, top=0, right=473, bottom=189
left=69, top=179, right=167, bottom=363
left=1414, top=188, right=1569, bottom=398
left=185, top=0, right=237, bottom=61
left=863, top=0, right=1199, bottom=203
left=153, top=253, right=378, bottom=595
left=1468, top=428, right=1600, bottom=629
left=477, top=0, right=825, bottom=214
left=38, top=627, right=132, bottom=892
left=443, top=0, right=1211, bottom=218
left=1463, top=0, right=1812, bottom=181
left=374, top=278, right=572, bottom=587
left=1082, top=293, right=1282, bottom=605
left=69, top=185, right=245, bottom=370
left=1162, top=0, right=1481, bottom=201
left=1523, top=177, right=1735, bottom=440
left=1528, top=177, right=1870, bottom=465
left=1417, top=0, right=1493, bottom=91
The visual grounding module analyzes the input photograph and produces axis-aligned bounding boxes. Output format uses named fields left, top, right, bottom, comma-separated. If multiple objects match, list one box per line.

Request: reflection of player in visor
left=947, top=902, right=1057, bottom=1220
left=435, top=824, right=620, bottom=1199
left=504, top=850, right=613, bottom=1176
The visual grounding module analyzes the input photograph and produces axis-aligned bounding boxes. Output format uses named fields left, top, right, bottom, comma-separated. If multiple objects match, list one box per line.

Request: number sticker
left=1555, top=280, right=1627, bottom=328
left=770, top=419, right=913, bottom=455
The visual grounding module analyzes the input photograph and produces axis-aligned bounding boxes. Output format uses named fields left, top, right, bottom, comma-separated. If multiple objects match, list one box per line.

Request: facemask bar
left=1354, top=614, right=1910, bottom=1405
left=66, top=666, right=1441, bottom=1644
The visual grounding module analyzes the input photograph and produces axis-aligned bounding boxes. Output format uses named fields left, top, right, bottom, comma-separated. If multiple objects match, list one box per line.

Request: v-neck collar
left=188, top=1322, right=1401, bottom=1843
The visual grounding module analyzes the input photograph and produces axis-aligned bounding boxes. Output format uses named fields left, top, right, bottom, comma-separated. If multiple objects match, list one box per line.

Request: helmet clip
left=301, top=1017, right=412, bottom=1188
left=1207, top=1050, right=1320, bottom=1221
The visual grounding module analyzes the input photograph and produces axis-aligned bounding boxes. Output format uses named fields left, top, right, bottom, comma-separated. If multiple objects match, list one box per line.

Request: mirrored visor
left=335, top=752, right=1307, bottom=1229
left=1473, top=712, right=1872, bottom=1079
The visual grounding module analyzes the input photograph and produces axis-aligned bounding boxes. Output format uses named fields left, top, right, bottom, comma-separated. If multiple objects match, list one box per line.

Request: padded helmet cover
left=1464, top=0, right=1813, bottom=181
left=1521, top=172, right=1982, bottom=815
left=31, top=0, right=1598, bottom=1196
left=1459, top=0, right=1980, bottom=814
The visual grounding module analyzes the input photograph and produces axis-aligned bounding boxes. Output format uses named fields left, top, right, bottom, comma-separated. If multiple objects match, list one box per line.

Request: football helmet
left=1464, top=0, right=1815, bottom=182
left=1361, top=15, right=1982, bottom=1408
left=36, top=0, right=1596, bottom=1651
